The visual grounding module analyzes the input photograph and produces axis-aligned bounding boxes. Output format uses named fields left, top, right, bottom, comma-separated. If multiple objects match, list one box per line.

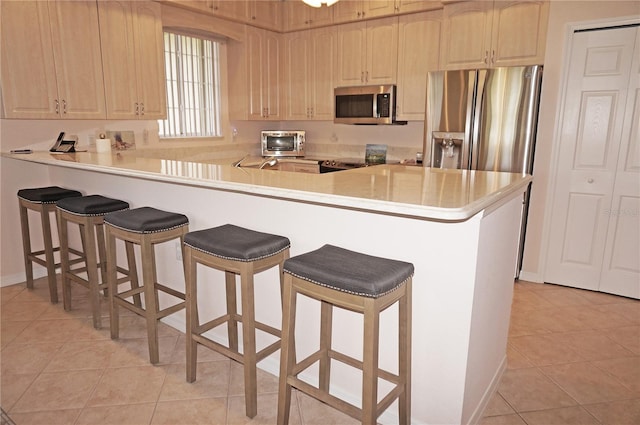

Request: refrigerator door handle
left=461, top=71, right=477, bottom=170
left=470, top=69, right=487, bottom=171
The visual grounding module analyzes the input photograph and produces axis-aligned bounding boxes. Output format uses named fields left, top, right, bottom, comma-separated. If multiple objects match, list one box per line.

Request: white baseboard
left=466, top=355, right=507, bottom=425
left=518, top=270, right=543, bottom=283
left=1, top=267, right=47, bottom=287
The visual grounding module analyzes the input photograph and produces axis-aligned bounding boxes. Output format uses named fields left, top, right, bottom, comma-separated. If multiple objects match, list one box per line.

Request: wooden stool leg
left=106, top=227, right=120, bottom=340
left=95, top=222, right=108, bottom=297
left=57, top=211, right=72, bottom=311
left=19, top=202, right=35, bottom=290
left=125, top=241, right=142, bottom=307
left=319, top=300, right=333, bottom=392
left=362, top=299, right=380, bottom=425
left=277, top=273, right=297, bottom=425
left=225, top=271, right=239, bottom=352
left=41, top=206, right=58, bottom=303
left=140, top=237, right=160, bottom=364
left=399, top=280, right=412, bottom=425
left=82, top=217, right=102, bottom=329
left=185, top=246, right=198, bottom=383
left=240, top=263, right=258, bottom=418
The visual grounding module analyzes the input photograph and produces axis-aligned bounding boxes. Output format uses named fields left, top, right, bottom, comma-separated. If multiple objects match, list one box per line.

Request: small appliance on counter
left=261, top=130, right=305, bottom=157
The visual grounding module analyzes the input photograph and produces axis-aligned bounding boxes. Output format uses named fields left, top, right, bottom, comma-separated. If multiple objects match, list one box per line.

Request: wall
left=520, top=0, right=640, bottom=281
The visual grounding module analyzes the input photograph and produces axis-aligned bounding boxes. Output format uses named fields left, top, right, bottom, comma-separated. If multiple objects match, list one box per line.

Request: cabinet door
left=336, top=21, right=367, bottom=86
left=397, top=10, right=441, bottom=120
left=366, top=17, right=398, bottom=85
left=440, top=1, right=493, bottom=70
left=310, top=27, right=337, bottom=120
left=212, top=0, right=248, bottom=21
left=132, top=1, right=166, bottom=119
left=284, top=32, right=310, bottom=120
left=0, top=1, right=59, bottom=119
left=285, top=2, right=335, bottom=30
left=249, top=0, right=280, bottom=31
left=365, top=0, right=397, bottom=19
left=49, top=1, right=106, bottom=119
left=99, top=1, right=139, bottom=120
left=397, top=0, right=443, bottom=14
left=333, top=0, right=364, bottom=23
left=491, top=1, right=548, bottom=66
left=246, top=28, right=265, bottom=119
left=263, top=31, right=282, bottom=120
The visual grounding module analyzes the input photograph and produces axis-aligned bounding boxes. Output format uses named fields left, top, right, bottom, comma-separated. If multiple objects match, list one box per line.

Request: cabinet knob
left=483, top=51, right=489, bottom=64
left=55, top=99, right=59, bottom=115
left=588, top=178, right=594, bottom=184
left=491, top=49, right=495, bottom=64
left=140, top=103, right=145, bottom=116
left=135, top=102, right=139, bottom=115
left=62, top=100, right=67, bottom=114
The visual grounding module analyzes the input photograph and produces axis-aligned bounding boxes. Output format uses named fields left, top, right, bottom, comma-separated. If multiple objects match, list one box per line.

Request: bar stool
left=18, top=186, right=83, bottom=303
left=277, top=244, right=414, bottom=425
left=183, top=224, right=290, bottom=418
left=56, top=195, right=134, bottom=329
left=104, top=207, right=189, bottom=364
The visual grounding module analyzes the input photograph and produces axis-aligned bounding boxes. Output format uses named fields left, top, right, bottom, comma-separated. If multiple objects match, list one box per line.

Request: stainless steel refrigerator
left=423, top=65, right=543, bottom=277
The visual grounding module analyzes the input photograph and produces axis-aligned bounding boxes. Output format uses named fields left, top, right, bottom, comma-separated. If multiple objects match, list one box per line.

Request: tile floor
left=0, top=277, right=638, bottom=425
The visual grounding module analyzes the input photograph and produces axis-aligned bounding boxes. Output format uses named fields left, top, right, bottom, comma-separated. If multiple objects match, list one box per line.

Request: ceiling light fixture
left=302, top=0, right=339, bottom=8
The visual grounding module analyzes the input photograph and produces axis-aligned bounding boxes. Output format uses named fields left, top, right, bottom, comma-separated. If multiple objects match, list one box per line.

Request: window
left=159, top=31, right=222, bottom=138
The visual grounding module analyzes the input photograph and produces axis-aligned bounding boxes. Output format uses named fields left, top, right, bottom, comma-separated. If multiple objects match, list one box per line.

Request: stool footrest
left=157, top=301, right=186, bottom=319
left=292, top=349, right=400, bottom=385
left=287, top=376, right=361, bottom=420
left=155, top=283, right=186, bottom=301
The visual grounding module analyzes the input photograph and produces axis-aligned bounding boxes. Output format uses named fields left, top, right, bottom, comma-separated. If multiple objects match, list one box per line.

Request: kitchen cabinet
left=99, top=1, right=166, bottom=120
left=283, top=1, right=334, bottom=32
left=1, top=0, right=105, bottom=119
left=440, top=0, right=548, bottom=69
left=229, top=26, right=281, bottom=120
left=396, top=10, right=442, bottom=120
left=333, top=0, right=395, bottom=23
left=247, top=0, right=281, bottom=31
left=284, top=27, right=337, bottom=120
left=336, top=17, right=398, bottom=87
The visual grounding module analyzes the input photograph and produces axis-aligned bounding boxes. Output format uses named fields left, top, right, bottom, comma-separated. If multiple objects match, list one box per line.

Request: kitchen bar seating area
left=3, top=0, right=638, bottom=424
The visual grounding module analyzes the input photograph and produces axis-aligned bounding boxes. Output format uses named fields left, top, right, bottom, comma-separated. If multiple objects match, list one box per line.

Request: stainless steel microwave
left=261, top=131, right=305, bottom=157
left=334, top=85, right=404, bottom=125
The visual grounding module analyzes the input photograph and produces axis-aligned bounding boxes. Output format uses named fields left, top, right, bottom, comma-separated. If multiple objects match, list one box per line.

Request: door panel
left=546, top=25, right=639, bottom=298
left=599, top=28, right=640, bottom=298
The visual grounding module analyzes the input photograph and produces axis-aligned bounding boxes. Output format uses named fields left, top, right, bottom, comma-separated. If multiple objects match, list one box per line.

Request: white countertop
left=2, top=150, right=532, bottom=221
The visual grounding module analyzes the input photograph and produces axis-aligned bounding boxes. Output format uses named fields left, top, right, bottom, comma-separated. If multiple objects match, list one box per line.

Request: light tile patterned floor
left=1, top=277, right=638, bottom=424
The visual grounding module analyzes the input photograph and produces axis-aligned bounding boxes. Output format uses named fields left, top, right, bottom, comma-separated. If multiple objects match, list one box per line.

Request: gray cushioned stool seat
left=184, top=224, right=290, bottom=261
left=56, top=195, right=129, bottom=216
left=284, top=244, right=414, bottom=298
left=18, top=186, right=82, bottom=204
left=104, top=207, right=188, bottom=233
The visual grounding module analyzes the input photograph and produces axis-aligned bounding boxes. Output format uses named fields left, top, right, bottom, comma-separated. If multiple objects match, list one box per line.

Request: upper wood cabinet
left=283, top=27, right=337, bottom=120
left=396, top=10, right=441, bottom=120
left=229, top=26, right=282, bottom=120
left=99, top=1, right=167, bottom=120
left=1, top=1, right=105, bottom=119
left=440, top=0, right=548, bottom=69
left=332, top=0, right=442, bottom=24
left=247, top=0, right=281, bottom=30
left=284, top=2, right=334, bottom=32
left=336, top=16, right=399, bottom=87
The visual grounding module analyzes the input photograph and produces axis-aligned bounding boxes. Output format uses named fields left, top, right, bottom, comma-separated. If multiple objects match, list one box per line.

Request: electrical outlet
left=175, top=242, right=183, bottom=261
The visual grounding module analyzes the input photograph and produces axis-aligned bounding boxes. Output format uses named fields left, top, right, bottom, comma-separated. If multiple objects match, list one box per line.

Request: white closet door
left=545, top=26, right=637, bottom=293
left=599, top=28, right=640, bottom=299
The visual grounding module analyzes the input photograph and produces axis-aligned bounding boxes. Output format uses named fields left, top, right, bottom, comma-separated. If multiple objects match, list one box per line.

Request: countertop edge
left=2, top=152, right=533, bottom=222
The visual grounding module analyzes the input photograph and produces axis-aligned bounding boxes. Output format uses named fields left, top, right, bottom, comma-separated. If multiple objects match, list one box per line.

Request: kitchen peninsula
left=2, top=150, right=531, bottom=425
